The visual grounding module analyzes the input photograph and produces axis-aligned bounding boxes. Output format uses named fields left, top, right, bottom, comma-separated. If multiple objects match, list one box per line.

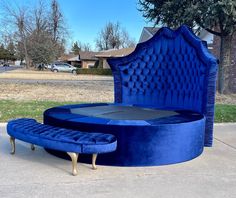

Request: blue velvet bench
left=7, top=118, right=117, bottom=176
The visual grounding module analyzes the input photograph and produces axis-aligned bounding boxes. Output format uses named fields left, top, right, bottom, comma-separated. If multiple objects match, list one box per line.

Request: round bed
left=44, top=103, right=205, bottom=166
left=44, top=26, right=217, bottom=167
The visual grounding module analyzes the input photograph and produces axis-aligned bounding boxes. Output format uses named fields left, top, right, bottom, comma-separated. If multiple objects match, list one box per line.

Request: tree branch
left=204, top=28, right=222, bottom=37
left=197, top=19, right=222, bottom=36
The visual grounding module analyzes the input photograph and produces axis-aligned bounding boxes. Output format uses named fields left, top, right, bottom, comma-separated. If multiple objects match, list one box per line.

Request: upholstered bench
left=7, top=118, right=117, bottom=176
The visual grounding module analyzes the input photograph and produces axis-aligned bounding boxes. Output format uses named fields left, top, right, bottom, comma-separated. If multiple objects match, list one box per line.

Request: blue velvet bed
left=44, top=25, right=218, bottom=166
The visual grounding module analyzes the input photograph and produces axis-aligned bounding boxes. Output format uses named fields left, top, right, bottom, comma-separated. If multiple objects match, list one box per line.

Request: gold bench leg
left=92, top=154, right=98, bottom=170
left=67, top=152, right=79, bottom=176
left=10, top=137, right=15, bottom=154
left=31, top=144, right=35, bottom=151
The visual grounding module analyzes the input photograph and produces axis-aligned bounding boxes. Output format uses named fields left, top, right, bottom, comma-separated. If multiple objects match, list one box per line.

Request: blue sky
left=0, top=0, right=153, bottom=50
left=57, top=0, right=153, bottom=49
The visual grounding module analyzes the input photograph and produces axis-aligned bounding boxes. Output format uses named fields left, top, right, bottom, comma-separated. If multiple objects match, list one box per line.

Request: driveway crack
left=214, top=137, right=236, bottom=151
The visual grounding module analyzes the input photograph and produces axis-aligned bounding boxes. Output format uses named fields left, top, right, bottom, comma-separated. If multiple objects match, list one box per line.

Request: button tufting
left=8, top=118, right=116, bottom=145
left=119, top=37, right=207, bottom=111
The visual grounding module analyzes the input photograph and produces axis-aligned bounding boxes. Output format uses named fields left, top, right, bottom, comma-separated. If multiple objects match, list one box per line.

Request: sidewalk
left=0, top=123, right=235, bottom=198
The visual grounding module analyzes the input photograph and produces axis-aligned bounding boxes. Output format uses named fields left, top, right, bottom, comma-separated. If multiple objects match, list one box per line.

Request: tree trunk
left=22, top=36, right=30, bottom=69
left=218, top=35, right=233, bottom=94
left=19, top=28, right=30, bottom=69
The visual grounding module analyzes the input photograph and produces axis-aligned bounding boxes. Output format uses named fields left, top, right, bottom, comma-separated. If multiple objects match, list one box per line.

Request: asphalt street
left=0, top=66, right=114, bottom=88
left=0, top=65, right=22, bottom=73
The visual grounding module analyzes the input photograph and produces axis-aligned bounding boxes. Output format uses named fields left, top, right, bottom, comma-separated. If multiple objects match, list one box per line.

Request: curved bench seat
left=7, top=118, right=117, bottom=175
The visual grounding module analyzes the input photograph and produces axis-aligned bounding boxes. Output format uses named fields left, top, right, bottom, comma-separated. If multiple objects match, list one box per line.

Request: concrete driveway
left=0, top=123, right=235, bottom=198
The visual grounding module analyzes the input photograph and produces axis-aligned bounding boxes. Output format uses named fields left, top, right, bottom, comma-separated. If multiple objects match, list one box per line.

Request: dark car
left=3, top=62, right=10, bottom=67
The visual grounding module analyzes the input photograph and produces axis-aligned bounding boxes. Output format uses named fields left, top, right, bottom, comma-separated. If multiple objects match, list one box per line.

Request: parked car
left=44, top=64, right=53, bottom=70
left=3, top=62, right=10, bottom=67
left=51, top=62, right=77, bottom=74
left=35, top=63, right=45, bottom=70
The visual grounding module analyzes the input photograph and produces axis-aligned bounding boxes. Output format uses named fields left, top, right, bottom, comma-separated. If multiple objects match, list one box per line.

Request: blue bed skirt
left=44, top=103, right=205, bottom=166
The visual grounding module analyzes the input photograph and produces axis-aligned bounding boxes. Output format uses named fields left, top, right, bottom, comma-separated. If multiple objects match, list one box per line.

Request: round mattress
left=43, top=103, right=205, bottom=166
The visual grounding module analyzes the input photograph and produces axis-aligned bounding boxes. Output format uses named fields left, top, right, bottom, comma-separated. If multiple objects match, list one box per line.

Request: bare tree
left=28, top=31, right=54, bottom=65
left=33, top=1, right=48, bottom=33
left=49, top=0, right=67, bottom=58
left=121, top=29, right=136, bottom=48
left=71, top=41, right=92, bottom=53
left=82, top=43, right=92, bottom=51
left=1, top=1, right=31, bottom=67
left=0, top=0, right=67, bottom=67
left=95, top=22, right=136, bottom=51
left=27, top=1, right=55, bottom=64
left=108, top=22, right=121, bottom=49
left=50, top=0, right=62, bottom=42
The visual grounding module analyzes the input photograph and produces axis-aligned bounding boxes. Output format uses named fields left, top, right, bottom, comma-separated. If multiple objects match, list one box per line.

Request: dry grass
left=0, top=69, right=235, bottom=122
left=0, top=69, right=112, bottom=81
left=0, top=83, right=114, bottom=102
left=0, top=69, right=235, bottom=104
left=215, top=93, right=236, bottom=105
left=0, top=69, right=114, bottom=102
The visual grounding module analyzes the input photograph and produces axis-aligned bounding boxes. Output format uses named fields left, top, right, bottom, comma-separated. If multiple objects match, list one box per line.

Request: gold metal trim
left=67, top=152, right=79, bottom=176
left=92, top=154, right=98, bottom=170
left=10, top=137, right=15, bottom=154
left=31, top=144, right=35, bottom=151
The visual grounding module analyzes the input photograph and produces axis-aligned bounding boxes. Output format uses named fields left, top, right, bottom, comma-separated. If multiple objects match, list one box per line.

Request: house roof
left=144, top=27, right=159, bottom=36
left=139, top=27, right=160, bottom=43
left=58, top=51, right=98, bottom=62
left=141, top=26, right=213, bottom=43
left=59, top=48, right=135, bottom=61
left=95, top=48, right=135, bottom=58
left=79, top=51, right=98, bottom=60
left=58, top=54, right=79, bottom=61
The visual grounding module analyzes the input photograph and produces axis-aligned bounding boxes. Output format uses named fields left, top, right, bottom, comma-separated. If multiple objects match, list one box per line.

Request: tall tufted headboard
left=107, top=25, right=218, bottom=147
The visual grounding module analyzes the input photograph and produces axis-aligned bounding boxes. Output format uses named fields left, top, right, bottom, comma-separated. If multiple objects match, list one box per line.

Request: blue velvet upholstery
left=44, top=103, right=206, bottom=166
left=107, top=25, right=218, bottom=146
left=7, top=118, right=117, bottom=154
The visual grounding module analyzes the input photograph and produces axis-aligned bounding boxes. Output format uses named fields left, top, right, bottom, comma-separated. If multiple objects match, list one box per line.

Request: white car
left=51, top=62, right=77, bottom=74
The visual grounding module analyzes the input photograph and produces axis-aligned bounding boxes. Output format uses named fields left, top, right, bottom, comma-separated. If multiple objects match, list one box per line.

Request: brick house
left=95, top=48, right=135, bottom=68
left=58, top=51, right=98, bottom=68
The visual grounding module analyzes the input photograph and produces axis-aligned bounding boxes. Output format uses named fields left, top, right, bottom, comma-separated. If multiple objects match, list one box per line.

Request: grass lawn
left=0, top=100, right=79, bottom=123
left=0, top=100, right=235, bottom=123
left=215, top=104, right=236, bottom=123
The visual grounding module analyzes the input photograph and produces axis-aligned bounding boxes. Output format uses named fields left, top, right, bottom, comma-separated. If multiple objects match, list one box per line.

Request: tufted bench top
left=7, top=118, right=117, bottom=154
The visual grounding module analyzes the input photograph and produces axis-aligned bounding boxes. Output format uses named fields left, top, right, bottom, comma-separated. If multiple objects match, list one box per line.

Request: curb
left=0, top=123, right=7, bottom=127
left=214, top=123, right=236, bottom=126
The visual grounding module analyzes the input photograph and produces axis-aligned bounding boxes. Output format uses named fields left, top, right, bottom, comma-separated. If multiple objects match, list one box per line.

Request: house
left=95, top=48, right=135, bottom=68
left=139, top=27, right=235, bottom=93
left=58, top=51, right=98, bottom=68
left=197, top=29, right=214, bottom=48
left=79, top=51, right=98, bottom=68
left=58, top=54, right=80, bottom=66
left=59, top=48, right=136, bottom=69
left=139, top=27, right=159, bottom=43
